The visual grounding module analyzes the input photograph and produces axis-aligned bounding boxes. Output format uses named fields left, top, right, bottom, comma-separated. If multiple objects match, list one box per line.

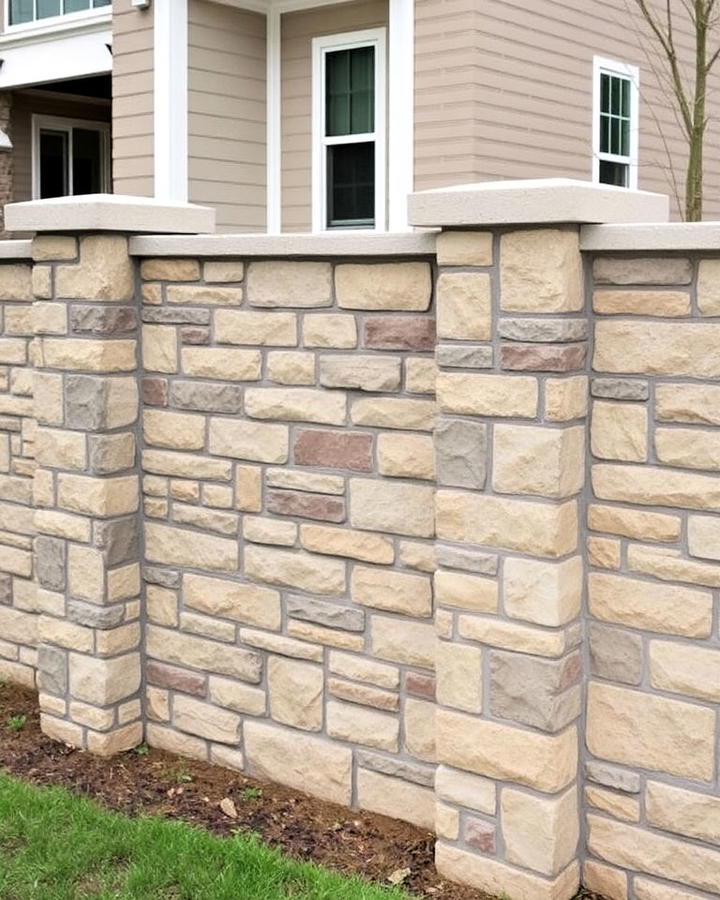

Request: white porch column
left=266, top=8, right=282, bottom=233
left=388, top=0, right=414, bottom=231
left=154, top=0, right=188, bottom=202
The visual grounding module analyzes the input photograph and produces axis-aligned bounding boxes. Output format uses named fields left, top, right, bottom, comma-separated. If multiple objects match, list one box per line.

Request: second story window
left=593, top=57, right=639, bottom=189
left=9, top=0, right=110, bottom=27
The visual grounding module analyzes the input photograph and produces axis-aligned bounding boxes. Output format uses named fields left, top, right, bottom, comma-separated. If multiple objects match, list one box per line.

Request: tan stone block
left=303, top=313, right=357, bottom=348
left=35, top=510, right=91, bottom=543
left=36, top=588, right=65, bottom=617
left=351, top=397, right=435, bottom=431
left=146, top=723, right=207, bottom=761
left=435, top=765, right=496, bottom=814
left=173, top=694, right=240, bottom=744
left=327, top=699, right=398, bottom=751
left=583, top=861, right=628, bottom=899
left=589, top=571, right=712, bottom=637
left=145, top=522, right=238, bottom=572
left=434, top=570, right=498, bottom=613
left=181, top=347, right=261, bottom=381
left=436, top=230, right=493, bottom=266
left=35, top=427, right=86, bottom=470
left=688, top=514, right=720, bottom=560
left=437, top=490, right=578, bottom=558
left=40, top=338, right=136, bottom=373
left=244, top=544, right=345, bottom=594
left=169, top=480, right=199, bottom=502
left=399, top=540, right=435, bottom=572
left=240, top=627, right=323, bottom=662
left=0, top=606, right=37, bottom=645
left=39, top=694, right=67, bottom=716
left=143, top=474, right=167, bottom=497
left=404, top=696, right=436, bottom=761
left=437, top=372, right=538, bottom=417
left=628, top=543, right=720, bottom=588
left=0, top=543, right=31, bottom=577
left=69, top=652, right=140, bottom=706
left=147, top=584, right=178, bottom=626
left=208, top=676, right=266, bottom=716
left=458, top=616, right=569, bottom=658
left=40, top=713, right=83, bottom=748
left=357, top=769, right=434, bottom=830
left=493, top=424, right=584, bottom=498
left=350, top=478, right=434, bottom=538
left=166, top=285, right=243, bottom=305
left=352, top=565, right=431, bottom=617
left=38, top=614, right=93, bottom=652
left=183, top=572, right=281, bottom=629
left=287, top=619, right=361, bottom=652
left=650, top=640, right=720, bottom=702
left=245, top=387, right=345, bottom=425
left=319, top=355, right=400, bottom=392
left=405, top=357, right=436, bottom=395
left=370, top=615, right=435, bottom=668
left=646, top=780, right=720, bottom=846
left=209, top=417, right=288, bottom=464
left=146, top=625, right=260, bottom=682
left=588, top=682, right=715, bottom=780
left=634, top=877, right=704, bottom=900
left=504, top=556, right=582, bottom=627
left=501, top=229, right=582, bottom=312
left=142, top=283, right=162, bottom=305
left=33, top=301, right=66, bottom=334
left=593, top=289, right=690, bottom=316
left=203, top=261, right=244, bottom=283
left=107, top=564, right=140, bottom=604
left=68, top=545, right=104, bottom=603
left=697, top=257, right=720, bottom=315
left=501, top=786, right=579, bottom=876
left=591, top=401, right=647, bottom=462
left=214, top=309, right=297, bottom=346
left=202, top=484, right=233, bottom=508
left=587, top=536, right=620, bottom=569
left=588, top=504, right=680, bottom=542
left=377, top=433, right=434, bottom=480
left=248, top=261, right=331, bottom=307
left=656, top=426, right=720, bottom=470
left=300, top=524, right=393, bottom=564
left=437, top=272, right=491, bottom=340
left=245, top=720, right=351, bottom=804
left=328, top=650, right=399, bottom=689
left=142, top=325, right=177, bottom=374
left=144, top=449, right=231, bottom=481
left=327, top=677, right=397, bottom=711
left=593, top=462, right=720, bottom=511
left=146, top=686, right=170, bottom=721
left=587, top=814, right=720, bottom=896
left=585, top=785, right=640, bottom=822
left=140, top=258, right=200, bottom=281
left=266, top=351, right=315, bottom=385
left=594, top=320, right=720, bottom=377
left=545, top=375, right=588, bottom=422
left=34, top=371, right=64, bottom=426
left=32, top=235, right=77, bottom=261
left=435, top=803, right=460, bottom=840
left=56, top=235, right=133, bottom=301
left=266, top=467, right=344, bottom=495
left=243, top=516, right=297, bottom=547
left=656, top=382, right=720, bottom=425
left=336, top=262, right=431, bottom=310
left=143, top=409, right=205, bottom=451
left=57, top=474, right=138, bottom=517
left=235, top=464, right=262, bottom=511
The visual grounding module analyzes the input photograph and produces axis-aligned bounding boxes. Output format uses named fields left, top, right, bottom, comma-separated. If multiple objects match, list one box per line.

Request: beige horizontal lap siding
left=12, top=91, right=111, bottom=203
left=188, top=0, right=266, bottom=233
left=415, top=0, right=720, bottom=220
left=112, top=0, right=154, bottom=197
left=281, top=0, right=388, bottom=233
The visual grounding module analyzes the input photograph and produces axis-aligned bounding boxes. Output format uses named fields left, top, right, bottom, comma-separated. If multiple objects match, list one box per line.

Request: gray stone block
left=589, top=623, right=643, bottom=685
left=436, top=344, right=493, bottom=369
left=35, top=536, right=66, bottom=591
left=142, top=308, right=211, bottom=325
left=591, top=377, right=649, bottom=401
left=170, top=380, right=243, bottom=414
left=490, top=651, right=582, bottom=732
left=0, top=572, right=12, bottom=604
left=144, top=566, right=181, bottom=589
left=67, top=599, right=126, bottom=630
left=435, top=419, right=487, bottom=489
left=356, top=750, right=435, bottom=787
left=71, top=306, right=137, bottom=334
left=585, top=760, right=641, bottom=793
left=435, top=544, right=498, bottom=575
left=65, top=375, right=106, bottom=431
left=88, top=432, right=136, bottom=475
left=94, top=517, right=139, bottom=567
left=499, top=317, right=588, bottom=343
left=37, top=645, right=67, bottom=696
left=286, top=594, right=365, bottom=632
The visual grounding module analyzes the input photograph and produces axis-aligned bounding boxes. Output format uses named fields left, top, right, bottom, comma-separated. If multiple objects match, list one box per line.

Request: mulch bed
left=0, top=682, right=602, bottom=900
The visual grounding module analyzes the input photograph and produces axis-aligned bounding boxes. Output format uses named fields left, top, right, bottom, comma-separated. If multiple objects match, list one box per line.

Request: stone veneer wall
left=2, top=213, right=720, bottom=900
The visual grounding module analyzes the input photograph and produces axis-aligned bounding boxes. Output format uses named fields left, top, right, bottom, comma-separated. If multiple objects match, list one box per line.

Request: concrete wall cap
left=129, top=231, right=437, bottom=258
left=4, top=194, right=216, bottom=235
left=408, top=178, right=669, bottom=227
left=581, top=221, right=720, bottom=251
left=0, top=239, right=32, bottom=258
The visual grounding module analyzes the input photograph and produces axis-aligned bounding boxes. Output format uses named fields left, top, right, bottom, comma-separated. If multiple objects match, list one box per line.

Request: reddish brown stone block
left=181, top=326, right=210, bottom=345
left=465, top=818, right=496, bottom=853
left=500, top=342, right=587, bottom=372
left=267, top=489, right=345, bottom=523
left=142, top=377, right=168, bottom=406
left=405, top=671, right=436, bottom=700
left=364, top=316, right=436, bottom=351
left=294, top=429, right=373, bottom=472
left=146, top=661, right=206, bottom=697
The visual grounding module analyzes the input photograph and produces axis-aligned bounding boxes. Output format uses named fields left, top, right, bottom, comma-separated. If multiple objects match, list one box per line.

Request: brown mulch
left=0, top=683, right=603, bottom=900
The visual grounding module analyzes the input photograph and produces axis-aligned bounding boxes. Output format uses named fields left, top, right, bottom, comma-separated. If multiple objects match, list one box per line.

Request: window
left=32, top=116, right=110, bottom=199
left=9, top=0, right=109, bottom=28
left=312, top=29, right=386, bottom=231
left=593, top=56, right=639, bottom=189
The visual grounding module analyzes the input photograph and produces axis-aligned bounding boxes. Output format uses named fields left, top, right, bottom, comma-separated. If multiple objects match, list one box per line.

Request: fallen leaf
left=387, top=867, right=411, bottom=885
left=220, top=797, right=238, bottom=819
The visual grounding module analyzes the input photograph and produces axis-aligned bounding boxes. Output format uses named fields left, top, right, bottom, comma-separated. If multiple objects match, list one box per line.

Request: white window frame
left=5, top=0, right=110, bottom=34
left=31, top=114, right=111, bottom=200
left=311, top=27, right=387, bottom=232
left=592, top=55, right=640, bottom=190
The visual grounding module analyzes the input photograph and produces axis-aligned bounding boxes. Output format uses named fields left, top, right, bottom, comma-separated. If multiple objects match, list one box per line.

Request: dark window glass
left=93, top=0, right=111, bottom=6
left=37, top=0, right=61, bottom=18
left=326, top=46, right=374, bottom=137
left=39, top=130, right=69, bottom=199
left=599, top=160, right=628, bottom=187
left=72, top=128, right=104, bottom=194
left=327, top=141, right=374, bottom=227
left=10, top=0, right=34, bottom=24
left=64, top=0, right=91, bottom=12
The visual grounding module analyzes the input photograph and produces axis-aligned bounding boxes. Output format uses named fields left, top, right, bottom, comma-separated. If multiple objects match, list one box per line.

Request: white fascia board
left=154, top=0, right=188, bottom=203
left=0, top=28, right=111, bottom=89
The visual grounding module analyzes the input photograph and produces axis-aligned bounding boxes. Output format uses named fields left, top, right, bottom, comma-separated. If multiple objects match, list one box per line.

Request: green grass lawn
left=0, top=772, right=411, bottom=900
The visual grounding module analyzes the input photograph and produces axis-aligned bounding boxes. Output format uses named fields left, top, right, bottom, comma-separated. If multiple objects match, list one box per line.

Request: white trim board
left=266, top=9, right=282, bottom=233
left=154, top=0, right=188, bottom=202
left=0, top=26, right=111, bottom=89
left=388, top=0, right=413, bottom=231
left=592, top=54, right=640, bottom=190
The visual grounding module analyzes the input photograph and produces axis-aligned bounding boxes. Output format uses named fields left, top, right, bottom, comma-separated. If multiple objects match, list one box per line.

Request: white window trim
left=5, top=1, right=109, bottom=35
left=311, top=27, right=387, bottom=233
left=31, top=113, right=111, bottom=200
left=592, top=55, right=640, bottom=190
left=153, top=0, right=188, bottom=202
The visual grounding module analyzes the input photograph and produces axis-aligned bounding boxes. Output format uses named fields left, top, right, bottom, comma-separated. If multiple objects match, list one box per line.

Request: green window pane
left=620, top=118, right=630, bottom=157
left=10, top=0, right=33, bottom=23
left=72, top=128, right=104, bottom=195
left=327, top=141, right=374, bottom=227
left=37, top=0, right=61, bottom=17
left=600, top=74, right=609, bottom=114
left=326, top=46, right=374, bottom=137
left=600, top=116, right=609, bottom=154
left=93, top=0, right=111, bottom=5
left=611, top=77, right=621, bottom=115
left=621, top=78, right=630, bottom=117
left=610, top=117, right=620, bottom=155
left=64, top=0, right=91, bottom=11
left=599, top=160, right=628, bottom=187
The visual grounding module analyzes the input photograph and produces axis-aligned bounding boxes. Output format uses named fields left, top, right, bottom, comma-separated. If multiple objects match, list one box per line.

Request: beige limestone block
left=146, top=625, right=260, bottom=682
left=0, top=659, right=35, bottom=689
left=437, top=272, right=491, bottom=340
left=587, top=536, right=620, bottom=569
left=203, top=261, right=244, bottom=283
left=300, top=524, right=393, bottom=564
left=146, top=687, right=170, bottom=722
left=328, top=677, right=397, bottom=711
left=143, top=410, right=205, bottom=451
left=244, top=544, right=345, bottom=595
left=327, top=699, right=399, bottom=751
left=209, top=418, right=288, bottom=464
left=436, top=490, right=578, bottom=558
left=140, top=258, right=200, bottom=281
left=698, top=257, right=720, bottom=315
left=436, top=640, right=482, bottom=713
left=593, top=290, right=690, bottom=316
left=634, top=877, right=707, bottom=900
left=404, top=696, right=435, bottom=761
left=268, top=657, right=323, bottom=731
left=173, top=695, right=240, bottom=744
left=34, top=371, right=64, bottom=426
left=319, top=355, right=400, bottom=392
left=650, top=640, right=720, bottom=702
left=585, top=786, right=640, bottom=822
left=181, top=347, right=261, bottom=381
left=405, top=357, right=437, bottom=395
left=35, top=427, right=86, bottom=470
left=436, top=843, right=580, bottom=900
left=357, top=769, right=435, bottom=830
left=56, top=235, right=133, bottom=301
left=39, top=615, right=93, bottom=652
left=377, top=433, right=434, bottom=480
left=69, top=652, right=141, bottom=706
left=437, top=708, right=577, bottom=791
left=435, top=803, right=460, bottom=840
left=493, top=424, right=584, bottom=498
left=501, top=229, right=582, bottom=312
left=656, top=426, right=720, bottom=471
left=646, top=780, right=720, bottom=846
left=266, top=351, right=316, bottom=385
left=235, top=465, right=262, bottom=512
left=688, top=514, right=720, bottom=560
left=593, top=257, right=691, bottom=285
left=145, top=522, right=238, bottom=572
left=399, top=541, right=435, bottom=572
left=245, top=387, right=345, bottom=425
left=545, top=375, right=588, bottom=422
left=656, top=382, right=720, bottom=425
left=351, top=565, right=431, bottom=617
left=166, top=285, right=243, bottom=305
left=32, top=235, right=77, bottom=261
left=437, top=372, right=538, bottom=417
left=145, top=723, right=207, bottom=761
left=181, top=611, right=235, bottom=642
left=303, top=313, right=357, bottom=348
left=143, top=449, right=231, bottom=482
left=582, top=861, right=628, bottom=899
left=142, top=325, right=177, bottom=374
left=587, top=682, right=715, bottom=780
left=588, top=504, right=680, bottom=542
left=0, top=606, right=38, bottom=645
left=33, top=301, right=66, bottom=334
left=208, top=677, right=266, bottom=716
left=40, top=714, right=83, bottom=748
left=434, top=570, right=497, bottom=613
left=504, top=555, right=582, bottom=627
left=351, top=397, right=436, bottom=431
left=40, top=338, right=136, bottom=373
left=436, top=230, right=493, bottom=266
left=266, top=467, right=344, bottom=495
left=214, top=310, right=297, bottom=346
left=501, top=786, right=579, bottom=876
left=350, top=478, right=434, bottom=538
left=146, top=585, right=178, bottom=626
left=68, top=545, right=104, bottom=603
left=336, top=262, right=431, bottom=311
left=243, top=516, right=297, bottom=547
left=57, top=474, right=138, bottom=518
left=458, top=616, right=568, bottom=658
left=435, top=765, right=496, bottom=814
left=292, top=619, right=366, bottom=652
left=594, top=320, right=720, bottom=377
left=240, top=628, right=323, bottom=662
left=247, top=261, right=332, bottom=308
left=183, top=572, right=281, bottom=630
left=0, top=544, right=31, bottom=578
left=589, top=572, right=712, bottom=637
left=245, top=720, right=351, bottom=804
left=35, top=510, right=91, bottom=543
left=592, top=462, right=720, bottom=511
left=328, top=650, right=399, bottom=689
left=370, top=615, right=435, bottom=668
left=627, top=543, right=720, bottom=588
left=587, top=814, right=720, bottom=896
left=591, top=401, right=647, bottom=462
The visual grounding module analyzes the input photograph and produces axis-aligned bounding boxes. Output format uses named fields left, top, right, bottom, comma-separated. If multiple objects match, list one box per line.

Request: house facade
left=0, top=0, right=717, bottom=232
